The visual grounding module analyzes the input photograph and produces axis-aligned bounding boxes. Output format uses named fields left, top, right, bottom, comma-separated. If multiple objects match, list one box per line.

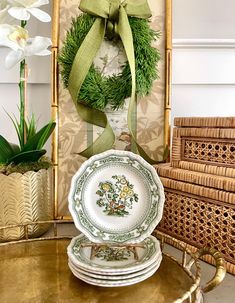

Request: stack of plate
left=67, top=234, right=162, bottom=287
left=68, top=150, right=165, bottom=287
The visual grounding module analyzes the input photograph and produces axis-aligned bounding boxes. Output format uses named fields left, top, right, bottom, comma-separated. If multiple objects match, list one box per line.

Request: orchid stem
left=19, top=59, right=26, bottom=147
left=21, top=20, right=27, bottom=28
left=19, top=20, right=27, bottom=147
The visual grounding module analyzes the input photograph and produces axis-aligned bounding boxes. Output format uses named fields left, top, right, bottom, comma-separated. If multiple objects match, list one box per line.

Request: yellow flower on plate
left=128, top=189, right=134, bottom=197
left=120, top=192, right=127, bottom=199
left=120, top=178, right=127, bottom=185
left=123, top=186, right=130, bottom=192
left=102, top=183, right=110, bottom=191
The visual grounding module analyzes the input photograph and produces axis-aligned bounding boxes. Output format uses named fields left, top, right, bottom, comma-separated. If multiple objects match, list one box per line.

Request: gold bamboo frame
left=51, top=0, right=172, bottom=219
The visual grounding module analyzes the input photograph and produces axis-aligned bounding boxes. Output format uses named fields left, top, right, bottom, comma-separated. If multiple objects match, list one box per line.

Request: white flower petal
left=8, top=7, right=30, bottom=20
left=0, top=24, right=12, bottom=36
left=27, top=7, right=51, bottom=22
left=0, top=24, right=20, bottom=50
left=35, top=49, right=51, bottom=56
left=0, top=37, right=19, bottom=50
left=24, top=36, right=51, bottom=56
left=5, top=49, right=24, bottom=69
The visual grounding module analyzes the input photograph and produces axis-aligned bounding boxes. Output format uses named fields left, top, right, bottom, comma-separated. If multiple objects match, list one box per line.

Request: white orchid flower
left=7, top=0, right=51, bottom=22
left=0, top=24, right=51, bottom=69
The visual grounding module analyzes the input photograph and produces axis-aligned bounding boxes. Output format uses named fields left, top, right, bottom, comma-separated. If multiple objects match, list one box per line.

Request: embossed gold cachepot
left=0, top=169, right=53, bottom=241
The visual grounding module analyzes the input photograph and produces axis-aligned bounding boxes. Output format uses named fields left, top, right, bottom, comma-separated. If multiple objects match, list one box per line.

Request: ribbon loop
left=79, top=0, right=152, bottom=20
left=109, top=0, right=120, bottom=21
left=69, top=0, right=155, bottom=162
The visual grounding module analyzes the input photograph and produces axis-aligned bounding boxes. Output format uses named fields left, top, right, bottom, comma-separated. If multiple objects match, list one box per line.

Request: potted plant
left=0, top=0, right=55, bottom=240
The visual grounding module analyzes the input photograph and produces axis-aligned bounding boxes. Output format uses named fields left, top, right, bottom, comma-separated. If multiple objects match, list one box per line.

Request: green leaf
left=37, top=121, right=56, bottom=150
left=5, top=111, right=22, bottom=148
left=10, top=143, right=20, bottom=156
left=8, top=150, right=47, bottom=165
left=96, top=190, right=103, bottom=196
left=22, top=122, right=56, bottom=152
left=26, top=114, right=37, bottom=141
left=0, top=135, right=17, bottom=163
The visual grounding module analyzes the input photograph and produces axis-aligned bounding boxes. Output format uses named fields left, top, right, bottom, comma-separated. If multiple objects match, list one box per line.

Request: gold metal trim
left=51, top=0, right=60, bottom=218
left=0, top=169, right=53, bottom=241
left=187, top=246, right=226, bottom=293
left=164, top=0, right=172, bottom=149
left=51, top=0, right=173, bottom=218
left=0, top=222, right=226, bottom=301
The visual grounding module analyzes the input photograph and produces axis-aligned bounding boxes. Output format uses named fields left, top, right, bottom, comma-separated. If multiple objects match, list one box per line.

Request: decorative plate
left=68, top=259, right=161, bottom=287
left=67, top=234, right=161, bottom=274
left=68, top=257, right=162, bottom=281
left=68, top=150, right=165, bottom=244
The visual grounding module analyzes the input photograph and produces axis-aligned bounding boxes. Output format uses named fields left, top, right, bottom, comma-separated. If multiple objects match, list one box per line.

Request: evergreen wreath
left=59, top=13, right=161, bottom=111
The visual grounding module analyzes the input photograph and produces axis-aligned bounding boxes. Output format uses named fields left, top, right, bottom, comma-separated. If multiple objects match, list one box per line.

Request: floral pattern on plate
left=94, top=246, right=132, bottom=261
left=67, top=234, right=161, bottom=274
left=69, top=150, right=165, bottom=244
left=96, top=175, right=139, bottom=217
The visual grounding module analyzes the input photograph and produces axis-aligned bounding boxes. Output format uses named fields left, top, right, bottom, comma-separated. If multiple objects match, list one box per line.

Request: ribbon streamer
left=68, top=0, right=157, bottom=163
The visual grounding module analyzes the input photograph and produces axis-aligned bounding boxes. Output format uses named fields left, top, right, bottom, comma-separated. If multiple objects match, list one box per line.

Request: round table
left=0, top=237, right=225, bottom=303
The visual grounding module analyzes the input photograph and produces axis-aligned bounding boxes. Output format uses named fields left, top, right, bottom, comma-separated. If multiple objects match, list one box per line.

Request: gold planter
left=0, top=169, right=53, bottom=241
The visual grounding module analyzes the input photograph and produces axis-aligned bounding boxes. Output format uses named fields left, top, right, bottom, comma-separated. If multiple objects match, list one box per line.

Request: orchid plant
left=0, top=0, right=55, bottom=167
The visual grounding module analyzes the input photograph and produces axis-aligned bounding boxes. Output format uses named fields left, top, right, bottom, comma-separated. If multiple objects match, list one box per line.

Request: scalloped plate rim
left=67, top=234, right=161, bottom=274
left=68, top=254, right=162, bottom=280
left=68, top=257, right=162, bottom=287
left=68, top=150, right=165, bottom=244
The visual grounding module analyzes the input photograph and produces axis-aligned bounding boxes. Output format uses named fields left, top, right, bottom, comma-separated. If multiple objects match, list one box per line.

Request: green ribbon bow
left=68, top=0, right=156, bottom=163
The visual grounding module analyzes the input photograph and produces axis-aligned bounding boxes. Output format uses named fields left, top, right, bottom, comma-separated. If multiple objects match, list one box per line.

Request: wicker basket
left=155, top=117, right=235, bottom=275
left=172, top=117, right=235, bottom=175
left=155, top=164, right=235, bottom=274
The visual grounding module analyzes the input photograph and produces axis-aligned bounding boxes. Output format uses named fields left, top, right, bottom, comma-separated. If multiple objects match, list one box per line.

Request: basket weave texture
left=155, top=117, right=235, bottom=274
left=172, top=117, right=235, bottom=172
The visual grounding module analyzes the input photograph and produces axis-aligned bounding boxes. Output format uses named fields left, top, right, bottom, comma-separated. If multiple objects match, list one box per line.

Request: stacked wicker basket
left=155, top=117, right=235, bottom=274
